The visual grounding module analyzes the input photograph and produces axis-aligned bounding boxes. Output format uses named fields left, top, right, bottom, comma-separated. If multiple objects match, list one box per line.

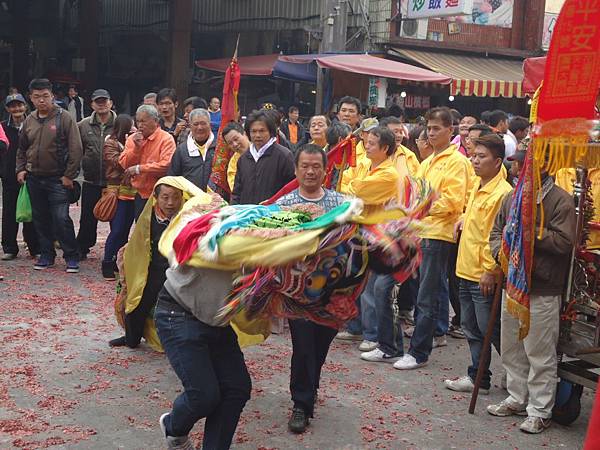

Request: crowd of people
left=2, top=78, right=578, bottom=449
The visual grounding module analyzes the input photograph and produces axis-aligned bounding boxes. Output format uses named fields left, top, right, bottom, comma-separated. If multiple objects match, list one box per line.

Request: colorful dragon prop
left=158, top=178, right=435, bottom=329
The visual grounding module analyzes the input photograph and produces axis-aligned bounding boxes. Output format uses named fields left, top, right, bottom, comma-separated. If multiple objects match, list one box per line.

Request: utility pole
left=167, top=0, right=193, bottom=99
left=316, top=0, right=348, bottom=114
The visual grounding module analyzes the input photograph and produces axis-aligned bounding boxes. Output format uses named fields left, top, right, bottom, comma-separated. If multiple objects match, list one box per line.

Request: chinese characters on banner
left=407, top=0, right=474, bottom=19
left=368, top=78, right=388, bottom=108
left=390, top=93, right=431, bottom=110
left=537, top=0, right=600, bottom=122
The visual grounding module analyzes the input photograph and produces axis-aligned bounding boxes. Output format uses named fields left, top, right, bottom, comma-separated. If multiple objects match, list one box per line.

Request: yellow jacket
left=227, top=152, right=241, bottom=191
left=340, top=140, right=368, bottom=193
left=393, top=145, right=420, bottom=178
left=419, top=144, right=472, bottom=242
left=348, top=157, right=399, bottom=216
left=556, top=168, right=600, bottom=249
left=456, top=169, right=512, bottom=282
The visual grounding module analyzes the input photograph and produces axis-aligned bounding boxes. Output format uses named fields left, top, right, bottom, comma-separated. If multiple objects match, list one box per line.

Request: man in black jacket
left=1, top=94, right=39, bottom=260
left=76, top=89, right=116, bottom=259
left=280, top=106, right=305, bottom=150
left=167, top=108, right=215, bottom=190
left=231, top=110, right=295, bottom=204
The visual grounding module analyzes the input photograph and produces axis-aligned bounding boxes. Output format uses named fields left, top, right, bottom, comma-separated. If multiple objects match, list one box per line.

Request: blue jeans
left=155, top=289, right=251, bottom=449
left=103, top=199, right=135, bottom=263
left=459, top=278, right=501, bottom=390
left=27, top=175, right=79, bottom=261
left=409, top=239, right=451, bottom=363
left=360, top=272, right=403, bottom=356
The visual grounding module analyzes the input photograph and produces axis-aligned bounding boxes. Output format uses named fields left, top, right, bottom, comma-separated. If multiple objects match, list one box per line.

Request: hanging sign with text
left=407, top=0, right=474, bottom=19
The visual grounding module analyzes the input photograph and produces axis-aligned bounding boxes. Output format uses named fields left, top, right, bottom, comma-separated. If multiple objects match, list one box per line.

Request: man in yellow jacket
left=443, top=134, right=512, bottom=393
left=347, top=126, right=404, bottom=362
left=395, top=107, right=472, bottom=370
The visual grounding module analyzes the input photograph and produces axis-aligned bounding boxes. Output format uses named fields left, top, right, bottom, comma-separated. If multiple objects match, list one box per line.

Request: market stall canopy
left=196, top=53, right=451, bottom=85
left=196, top=54, right=279, bottom=76
left=311, top=54, right=451, bottom=84
left=390, top=48, right=525, bottom=98
left=523, top=56, right=600, bottom=95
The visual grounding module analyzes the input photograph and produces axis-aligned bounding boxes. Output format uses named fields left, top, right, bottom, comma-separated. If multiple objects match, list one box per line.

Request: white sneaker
left=358, top=340, right=378, bottom=352
left=487, top=399, right=528, bottom=417
left=160, top=412, right=195, bottom=450
left=335, top=331, right=363, bottom=341
left=393, top=354, right=427, bottom=370
left=360, top=348, right=400, bottom=363
left=519, top=416, right=551, bottom=434
left=433, top=336, right=447, bottom=348
left=444, top=376, right=489, bottom=394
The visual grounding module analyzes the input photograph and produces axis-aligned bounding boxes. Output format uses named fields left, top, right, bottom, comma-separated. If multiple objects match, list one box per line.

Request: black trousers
left=134, top=194, right=147, bottom=222
left=1, top=184, right=39, bottom=255
left=289, top=319, right=337, bottom=417
left=124, top=268, right=166, bottom=348
left=76, top=182, right=103, bottom=255
left=448, top=242, right=461, bottom=327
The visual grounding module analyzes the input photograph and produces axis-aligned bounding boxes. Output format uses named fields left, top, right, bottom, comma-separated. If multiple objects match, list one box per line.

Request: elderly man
left=76, top=89, right=116, bottom=259
left=231, top=109, right=295, bottom=205
left=167, top=108, right=215, bottom=190
left=276, top=144, right=346, bottom=433
left=119, top=105, right=176, bottom=219
left=16, top=78, right=82, bottom=273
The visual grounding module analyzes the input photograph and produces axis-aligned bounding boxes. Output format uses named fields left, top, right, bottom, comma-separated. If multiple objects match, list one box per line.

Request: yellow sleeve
left=406, top=150, right=421, bottom=178
left=481, top=189, right=511, bottom=272
left=227, top=153, right=240, bottom=191
left=348, top=167, right=399, bottom=205
left=428, top=158, right=469, bottom=218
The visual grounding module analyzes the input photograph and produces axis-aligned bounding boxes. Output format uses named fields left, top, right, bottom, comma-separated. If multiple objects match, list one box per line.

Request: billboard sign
left=407, top=0, right=474, bottom=19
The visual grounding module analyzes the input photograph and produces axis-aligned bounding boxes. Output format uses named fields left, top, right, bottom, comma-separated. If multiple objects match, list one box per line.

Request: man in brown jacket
left=487, top=171, right=576, bottom=434
left=16, top=78, right=83, bottom=272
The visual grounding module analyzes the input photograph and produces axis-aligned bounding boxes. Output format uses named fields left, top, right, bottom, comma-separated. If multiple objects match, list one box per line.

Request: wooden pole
left=469, top=277, right=504, bottom=414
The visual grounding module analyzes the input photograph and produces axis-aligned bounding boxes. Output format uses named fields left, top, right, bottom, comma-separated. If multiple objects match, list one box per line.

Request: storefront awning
left=196, top=54, right=280, bottom=76
left=313, top=54, right=451, bottom=84
left=390, top=48, right=525, bottom=98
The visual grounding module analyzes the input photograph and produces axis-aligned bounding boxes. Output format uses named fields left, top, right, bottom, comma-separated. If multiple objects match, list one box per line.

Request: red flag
left=208, top=53, right=241, bottom=200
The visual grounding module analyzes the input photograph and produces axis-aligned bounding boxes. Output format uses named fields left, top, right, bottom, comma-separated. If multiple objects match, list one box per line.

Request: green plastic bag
left=16, top=183, right=32, bottom=223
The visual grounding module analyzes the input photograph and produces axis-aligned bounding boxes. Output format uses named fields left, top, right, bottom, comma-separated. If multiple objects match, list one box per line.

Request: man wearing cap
left=76, top=89, right=116, bottom=259
left=338, top=117, right=378, bottom=194
left=16, top=78, right=82, bottom=273
left=1, top=93, right=39, bottom=260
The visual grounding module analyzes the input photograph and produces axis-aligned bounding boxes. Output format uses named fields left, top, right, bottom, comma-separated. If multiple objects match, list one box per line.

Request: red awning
left=315, top=54, right=451, bottom=84
left=195, top=54, right=279, bottom=76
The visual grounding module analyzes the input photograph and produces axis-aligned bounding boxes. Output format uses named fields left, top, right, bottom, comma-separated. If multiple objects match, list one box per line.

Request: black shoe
left=288, top=407, right=309, bottom=434
left=102, top=261, right=116, bottom=281
left=109, top=336, right=127, bottom=347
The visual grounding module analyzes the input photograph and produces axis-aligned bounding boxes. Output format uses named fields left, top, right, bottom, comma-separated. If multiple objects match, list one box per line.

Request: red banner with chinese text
left=537, top=0, right=600, bottom=123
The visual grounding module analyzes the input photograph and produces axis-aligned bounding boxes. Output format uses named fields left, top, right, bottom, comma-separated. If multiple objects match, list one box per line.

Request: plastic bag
left=16, top=183, right=32, bottom=223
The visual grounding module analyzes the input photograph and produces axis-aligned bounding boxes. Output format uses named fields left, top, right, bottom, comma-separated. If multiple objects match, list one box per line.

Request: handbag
left=16, top=183, right=32, bottom=223
left=93, top=187, right=119, bottom=222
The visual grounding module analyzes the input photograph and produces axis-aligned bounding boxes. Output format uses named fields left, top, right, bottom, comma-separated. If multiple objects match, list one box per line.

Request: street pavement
left=0, top=216, right=593, bottom=449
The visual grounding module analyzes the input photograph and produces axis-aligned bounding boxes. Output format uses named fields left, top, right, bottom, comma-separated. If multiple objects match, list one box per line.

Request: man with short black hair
left=208, top=96, right=222, bottom=135
left=509, top=116, right=530, bottom=142
left=444, top=134, right=512, bottom=395
left=276, top=144, right=346, bottom=434
left=16, top=78, right=83, bottom=272
left=67, top=85, right=85, bottom=122
left=157, top=88, right=184, bottom=141
left=222, top=122, right=250, bottom=191
left=281, top=106, right=305, bottom=148
left=76, top=89, right=116, bottom=259
left=337, top=96, right=362, bottom=130
left=465, top=124, right=494, bottom=157
left=231, top=110, right=295, bottom=205
left=489, top=110, right=516, bottom=159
